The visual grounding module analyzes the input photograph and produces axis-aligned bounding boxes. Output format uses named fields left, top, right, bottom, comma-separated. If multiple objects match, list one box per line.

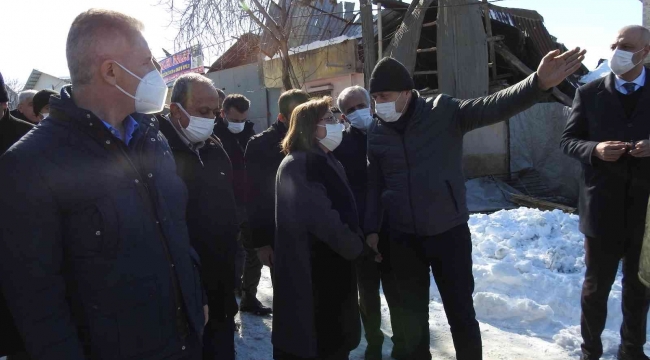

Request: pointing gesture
left=536, top=47, right=587, bottom=91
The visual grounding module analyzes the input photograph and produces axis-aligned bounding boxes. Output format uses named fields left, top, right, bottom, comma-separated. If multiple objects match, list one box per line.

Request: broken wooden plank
left=508, top=193, right=577, bottom=214
left=494, top=42, right=574, bottom=107
left=422, top=20, right=437, bottom=27
left=385, top=0, right=435, bottom=74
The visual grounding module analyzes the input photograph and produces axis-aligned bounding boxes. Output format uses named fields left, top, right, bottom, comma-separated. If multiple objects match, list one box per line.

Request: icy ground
left=235, top=208, right=650, bottom=359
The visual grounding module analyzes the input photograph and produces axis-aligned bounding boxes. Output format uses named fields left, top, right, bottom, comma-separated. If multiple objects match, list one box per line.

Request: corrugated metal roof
left=487, top=4, right=585, bottom=89
left=259, top=0, right=361, bottom=58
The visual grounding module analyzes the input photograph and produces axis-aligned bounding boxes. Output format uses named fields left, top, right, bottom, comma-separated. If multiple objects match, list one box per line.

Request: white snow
left=580, top=59, right=611, bottom=84
left=235, top=208, right=650, bottom=359
left=265, top=35, right=357, bottom=60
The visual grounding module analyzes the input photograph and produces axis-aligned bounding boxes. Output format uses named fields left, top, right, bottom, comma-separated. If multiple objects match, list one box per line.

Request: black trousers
left=237, top=222, right=263, bottom=298
left=203, top=317, right=236, bottom=360
left=356, top=230, right=405, bottom=357
left=273, top=347, right=349, bottom=360
left=580, top=230, right=650, bottom=358
left=389, top=223, right=481, bottom=360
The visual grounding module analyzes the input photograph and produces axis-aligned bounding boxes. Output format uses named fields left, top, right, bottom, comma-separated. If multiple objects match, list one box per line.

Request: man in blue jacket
left=365, top=51, right=585, bottom=360
left=0, top=9, right=206, bottom=360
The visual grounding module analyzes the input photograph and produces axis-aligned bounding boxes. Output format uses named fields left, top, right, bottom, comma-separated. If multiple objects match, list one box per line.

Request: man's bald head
left=66, top=9, right=144, bottom=85
left=613, top=25, right=650, bottom=52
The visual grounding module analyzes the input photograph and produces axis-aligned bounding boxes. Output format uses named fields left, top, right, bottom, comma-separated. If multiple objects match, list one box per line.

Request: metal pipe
left=377, top=3, right=383, bottom=59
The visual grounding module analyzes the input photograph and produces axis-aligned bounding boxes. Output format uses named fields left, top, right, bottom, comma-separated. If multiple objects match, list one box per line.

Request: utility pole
left=360, top=0, right=377, bottom=88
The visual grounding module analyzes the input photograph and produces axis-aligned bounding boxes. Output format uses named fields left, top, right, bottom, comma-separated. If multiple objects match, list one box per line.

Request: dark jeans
left=581, top=230, right=650, bottom=359
left=236, top=222, right=263, bottom=298
left=357, top=230, right=405, bottom=356
left=273, top=347, right=349, bottom=360
left=203, top=317, right=236, bottom=360
left=389, top=223, right=481, bottom=360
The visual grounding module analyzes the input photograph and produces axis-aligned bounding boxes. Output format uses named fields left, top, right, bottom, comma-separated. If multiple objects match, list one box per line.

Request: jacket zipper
left=400, top=134, right=418, bottom=235
left=117, top=131, right=189, bottom=339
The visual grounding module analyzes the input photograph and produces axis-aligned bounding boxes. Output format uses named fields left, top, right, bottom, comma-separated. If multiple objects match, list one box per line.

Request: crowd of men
left=1, top=6, right=649, bottom=360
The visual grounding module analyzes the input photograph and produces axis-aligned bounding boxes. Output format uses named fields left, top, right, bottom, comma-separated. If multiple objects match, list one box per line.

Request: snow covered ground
left=235, top=208, right=650, bottom=360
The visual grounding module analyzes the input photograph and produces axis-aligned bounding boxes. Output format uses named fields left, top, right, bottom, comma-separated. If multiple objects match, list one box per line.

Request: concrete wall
left=263, top=39, right=361, bottom=89
left=303, top=72, right=364, bottom=103
left=206, top=63, right=280, bottom=133
left=463, top=123, right=509, bottom=178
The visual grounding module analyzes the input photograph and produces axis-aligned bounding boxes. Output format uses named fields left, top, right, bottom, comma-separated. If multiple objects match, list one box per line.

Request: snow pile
left=580, top=59, right=611, bottom=84
left=438, top=208, right=647, bottom=359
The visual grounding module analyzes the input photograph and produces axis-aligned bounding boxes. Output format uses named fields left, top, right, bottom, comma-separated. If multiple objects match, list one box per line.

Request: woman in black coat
left=273, top=98, right=368, bottom=360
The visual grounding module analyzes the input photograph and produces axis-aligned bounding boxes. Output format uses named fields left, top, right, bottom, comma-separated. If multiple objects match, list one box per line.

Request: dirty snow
left=580, top=59, right=611, bottom=84
left=235, top=208, right=649, bottom=359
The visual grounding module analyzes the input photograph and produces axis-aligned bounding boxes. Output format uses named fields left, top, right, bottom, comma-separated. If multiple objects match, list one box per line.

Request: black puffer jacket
left=244, top=121, right=288, bottom=248
left=0, top=109, right=33, bottom=155
left=334, top=126, right=367, bottom=228
left=365, top=74, right=548, bottom=237
left=160, top=118, right=240, bottom=322
left=214, top=119, right=255, bottom=207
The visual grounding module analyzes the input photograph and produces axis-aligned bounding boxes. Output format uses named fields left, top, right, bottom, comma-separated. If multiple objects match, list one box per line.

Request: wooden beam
left=417, top=47, right=437, bottom=53
left=482, top=0, right=497, bottom=80
left=360, top=0, right=377, bottom=88
left=422, top=21, right=437, bottom=27
left=413, top=70, right=438, bottom=75
left=494, top=42, right=574, bottom=107
left=486, top=35, right=505, bottom=42
left=508, top=193, right=577, bottom=214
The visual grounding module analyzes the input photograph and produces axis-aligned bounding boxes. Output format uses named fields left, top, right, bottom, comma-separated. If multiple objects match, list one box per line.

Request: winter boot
left=364, top=343, right=382, bottom=360
left=618, top=345, right=650, bottom=360
left=240, top=292, right=272, bottom=316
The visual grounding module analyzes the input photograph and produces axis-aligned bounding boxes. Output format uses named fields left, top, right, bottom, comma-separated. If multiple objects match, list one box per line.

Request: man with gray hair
left=562, top=25, right=650, bottom=360
left=160, top=73, right=240, bottom=360
left=10, top=90, right=39, bottom=124
left=0, top=9, right=206, bottom=360
left=334, top=85, right=404, bottom=360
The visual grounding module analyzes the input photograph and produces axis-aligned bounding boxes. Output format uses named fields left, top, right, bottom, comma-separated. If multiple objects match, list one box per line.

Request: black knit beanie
left=0, top=72, right=9, bottom=103
left=32, top=89, right=58, bottom=115
left=369, top=57, right=415, bottom=94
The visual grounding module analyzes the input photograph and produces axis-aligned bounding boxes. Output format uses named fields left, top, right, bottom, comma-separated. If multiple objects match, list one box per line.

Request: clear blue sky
left=497, top=0, right=641, bottom=69
left=0, top=0, right=642, bottom=87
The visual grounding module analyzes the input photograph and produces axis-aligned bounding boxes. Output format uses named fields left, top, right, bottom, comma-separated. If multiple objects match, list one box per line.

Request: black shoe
left=365, top=344, right=382, bottom=360
left=618, top=345, right=650, bottom=360
left=391, top=347, right=407, bottom=360
left=579, top=355, right=597, bottom=360
left=240, top=295, right=272, bottom=316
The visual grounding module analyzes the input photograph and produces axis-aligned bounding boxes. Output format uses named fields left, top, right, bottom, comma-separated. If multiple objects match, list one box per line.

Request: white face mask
left=375, top=92, right=407, bottom=123
left=610, top=48, right=645, bottom=76
left=227, top=120, right=246, bottom=134
left=346, top=107, right=374, bottom=131
left=175, top=103, right=215, bottom=144
left=316, top=123, right=344, bottom=151
left=114, top=62, right=168, bottom=114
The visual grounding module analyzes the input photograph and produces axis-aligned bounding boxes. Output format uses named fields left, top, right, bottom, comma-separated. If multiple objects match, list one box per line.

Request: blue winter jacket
left=0, top=86, right=205, bottom=360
